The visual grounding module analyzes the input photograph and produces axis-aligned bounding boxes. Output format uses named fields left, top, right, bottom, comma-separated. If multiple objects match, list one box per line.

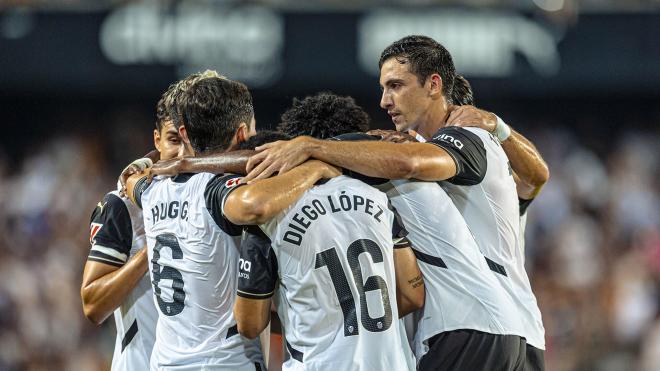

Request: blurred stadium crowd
left=0, top=107, right=657, bottom=370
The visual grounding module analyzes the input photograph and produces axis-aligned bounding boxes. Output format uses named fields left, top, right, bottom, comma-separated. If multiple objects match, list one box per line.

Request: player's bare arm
left=393, top=241, right=425, bottom=317
left=446, top=105, right=549, bottom=199
left=234, top=296, right=272, bottom=340
left=150, top=150, right=255, bottom=178
left=244, top=136, right=457, bottom=183
left=224, top=160, right=341, bottom=225
left=81, top=247, right=148, bottom=325
left=501, top=130, right=550, bottom=199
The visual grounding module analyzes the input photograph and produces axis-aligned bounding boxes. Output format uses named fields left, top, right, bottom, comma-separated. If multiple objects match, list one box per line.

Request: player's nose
left=380, top=91, right=393, bottom=110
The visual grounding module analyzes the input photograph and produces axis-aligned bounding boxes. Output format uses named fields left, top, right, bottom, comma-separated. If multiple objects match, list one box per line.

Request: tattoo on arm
left=408, top=275, right=423, bottom=289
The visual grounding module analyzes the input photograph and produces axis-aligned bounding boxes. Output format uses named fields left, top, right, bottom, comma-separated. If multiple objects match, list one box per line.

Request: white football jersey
left=88, top=190, right=158, bottom=371
left=378, top=180, right=525, bottom=358
left=236, top=176, right=414, bottom=371
left=139, top=173, right=263, bottom=370
left=437, top=126, right=545, bottom=349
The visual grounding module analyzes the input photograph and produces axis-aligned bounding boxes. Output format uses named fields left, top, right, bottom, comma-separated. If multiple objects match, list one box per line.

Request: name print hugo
left=151, top=201, right=189, bottom=223
left=283, top=191, right=384, bottom=246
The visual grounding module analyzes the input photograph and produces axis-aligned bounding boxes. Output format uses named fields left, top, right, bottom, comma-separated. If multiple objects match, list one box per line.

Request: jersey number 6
left=315, top=239, right=393, bottom=337
left=152, top=233, right=186, bottom=316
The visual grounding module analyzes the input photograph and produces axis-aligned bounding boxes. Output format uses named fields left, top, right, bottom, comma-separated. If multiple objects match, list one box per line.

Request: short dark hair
left=179, top=77, right=254, bottom=154
left=451, top=74, right=474, bottom=106
left=379, top=35, right=456, bottom=102
left=155, top=94, right=170, bottom=132
left=237, top=130, right=291, bottom=151
left=277, top=92, right=370, bottom=139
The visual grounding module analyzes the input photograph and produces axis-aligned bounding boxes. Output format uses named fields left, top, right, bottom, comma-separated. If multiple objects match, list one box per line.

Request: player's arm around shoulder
left=81, top=193, right=148, bottom=325
left=223, top=160, right=341, bottom=225
left=243, top=135, right=459, bottom=183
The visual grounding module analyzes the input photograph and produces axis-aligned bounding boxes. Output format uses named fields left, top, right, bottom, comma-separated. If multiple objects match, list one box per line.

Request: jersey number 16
left=315, top=239, right=393, bottom=337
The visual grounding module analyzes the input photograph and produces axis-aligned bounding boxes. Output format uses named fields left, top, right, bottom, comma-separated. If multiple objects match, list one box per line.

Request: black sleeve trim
left=237, top=226, right=278, bottom=298
left=204, top=174, right=244, bottom=236
left=388, top=201, right=409, bottom=240
left=87, top=257, right=124, bottom=268
left=519, top=197, right=534, bottom=216
left=393, top=236, right=412, bottom=249
left=429, top=127, right=487, bottom=186
left=133, top=177, right=149, bottom=209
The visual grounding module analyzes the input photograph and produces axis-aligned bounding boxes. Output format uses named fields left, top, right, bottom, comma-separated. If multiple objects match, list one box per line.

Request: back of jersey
left=261, top=176, right=411, bottom=371
left=142, top=173, right=260, bottom=370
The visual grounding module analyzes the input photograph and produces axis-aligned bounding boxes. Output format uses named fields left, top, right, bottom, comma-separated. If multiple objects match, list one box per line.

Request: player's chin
left=393, top=119, right=409, bottom=132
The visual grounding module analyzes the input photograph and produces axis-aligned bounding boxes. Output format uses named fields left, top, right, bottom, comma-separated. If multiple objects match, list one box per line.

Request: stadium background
left=0, top=1, right=659, bottom=370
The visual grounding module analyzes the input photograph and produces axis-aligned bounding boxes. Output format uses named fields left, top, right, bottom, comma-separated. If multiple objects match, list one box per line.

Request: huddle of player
left=81, top=35, right=550, bottom=371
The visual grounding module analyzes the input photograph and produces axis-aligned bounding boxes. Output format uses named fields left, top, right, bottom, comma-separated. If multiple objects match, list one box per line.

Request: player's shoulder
left=431, top=126, right=489, bottom=146
left=91, top=190, right=130, bottom=222
left=88, top=190, right=135, bottom=265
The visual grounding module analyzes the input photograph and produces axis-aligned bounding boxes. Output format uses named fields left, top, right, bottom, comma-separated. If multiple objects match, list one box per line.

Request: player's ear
left=178, top=125, right=189, bottom=143
left=235, top=122, right=250, bottom=144
left=428, top=73, right=443, bottom=98
left=154, top=129, right=162, bottom=152
left=177, top=125, right=194, bottom=156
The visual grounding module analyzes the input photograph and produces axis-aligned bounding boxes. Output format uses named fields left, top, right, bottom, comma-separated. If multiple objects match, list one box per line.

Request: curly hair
left=277, top=92, right=370, bottom=139
left=379, top=35, right=456, bottom=103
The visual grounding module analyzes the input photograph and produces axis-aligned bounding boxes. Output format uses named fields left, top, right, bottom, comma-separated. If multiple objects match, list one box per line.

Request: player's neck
left=416, top=104, right=449, bottom=140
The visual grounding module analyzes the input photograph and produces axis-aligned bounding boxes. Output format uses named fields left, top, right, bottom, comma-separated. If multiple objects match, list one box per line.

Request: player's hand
left=244, top=137, right=315, bottom=183
left=118, top=157, right=153, bottom=196
left=446, top=105, right=497, bottom=132
left=306, top=160, right=341, bottom=179
left=149, top=157, right=184, bottom=180
left=367, top=129, right=418, bottom=143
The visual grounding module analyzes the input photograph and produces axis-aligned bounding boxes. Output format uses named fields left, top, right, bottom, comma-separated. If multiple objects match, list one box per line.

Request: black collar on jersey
left=172, top=173, right=195, bottom=183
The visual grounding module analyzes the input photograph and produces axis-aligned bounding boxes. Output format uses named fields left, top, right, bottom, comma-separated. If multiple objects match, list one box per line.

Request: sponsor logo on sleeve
left=434, top=133, right=464, bottom=150
left=90, top=223, right=103, bottom=244
left=238, top=258, right=251, bottom=279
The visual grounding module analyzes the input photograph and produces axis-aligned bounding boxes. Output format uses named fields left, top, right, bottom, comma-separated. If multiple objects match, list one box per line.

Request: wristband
left=494, top=116, right=511, bottom=142
left=117, top=157, right=154, bottom=191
